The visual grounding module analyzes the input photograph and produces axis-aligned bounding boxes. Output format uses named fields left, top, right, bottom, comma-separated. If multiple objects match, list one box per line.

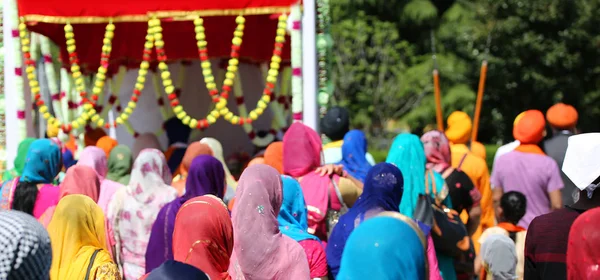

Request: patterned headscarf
left=0, top=210, right=52, bottom=280
left=421, top=130, right=451, bottom=173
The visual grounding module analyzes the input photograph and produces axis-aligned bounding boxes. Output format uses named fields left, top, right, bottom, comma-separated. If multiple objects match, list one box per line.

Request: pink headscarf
left=39, top=165, right=101, bottom=227
left=77, top=146, right=124, bottom=212
left=228, top=164, right=310, bottom=280
left=421, top=130, right=452, bottom=173
left=283, top=123, right=339, bottom=239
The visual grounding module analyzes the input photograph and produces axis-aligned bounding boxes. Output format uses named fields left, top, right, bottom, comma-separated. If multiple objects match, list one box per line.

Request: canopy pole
left=471, top=33, right=492, bottom=143
left=302, top=0, right=319, bottom=131
left=431, top=31, right=443, bottom=131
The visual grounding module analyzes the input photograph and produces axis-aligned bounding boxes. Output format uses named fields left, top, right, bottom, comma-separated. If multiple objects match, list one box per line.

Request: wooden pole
left=433, top=69, right=443, bottom=131
left=471, top=60, right=488, bottom=143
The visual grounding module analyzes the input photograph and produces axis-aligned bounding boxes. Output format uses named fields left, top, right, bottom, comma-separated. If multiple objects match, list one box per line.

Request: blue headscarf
left=19, top=139, right=62, bottom=184
left=62, top=150, right=77, bottom=170
left=147, top=260, right=209, bottom=280
left=337, top=214, right=426, bottom=280
left=277, top=175, right=320, bottom=242
left=326, top=163, right=404, bottom=277
left=386, top=133, right=450, bottom=218
left=338, top=130, right=373, bottom=182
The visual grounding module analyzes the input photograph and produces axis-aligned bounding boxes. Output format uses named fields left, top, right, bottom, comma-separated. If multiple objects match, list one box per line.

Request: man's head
left=497, top=191, right=527, bottom=225
left=513, top=110, right=546, bottom=144
left=546, top=103, right=578, bottom=132
left=320, top=106, right=350, bottom=141
left=164, top=117, right=191, bottom=146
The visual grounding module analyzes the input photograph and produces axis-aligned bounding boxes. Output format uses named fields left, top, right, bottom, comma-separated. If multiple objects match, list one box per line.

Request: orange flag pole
left=471, top=60, right=487, bottom=143
left=433, top=69, right=443, bottom=131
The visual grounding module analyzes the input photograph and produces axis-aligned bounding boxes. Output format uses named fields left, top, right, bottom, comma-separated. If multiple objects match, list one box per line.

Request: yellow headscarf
left=47, top=195, right=114, bottom=280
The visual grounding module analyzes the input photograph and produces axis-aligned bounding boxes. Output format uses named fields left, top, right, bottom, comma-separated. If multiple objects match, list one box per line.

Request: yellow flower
left=189, top=119, right=198, bottom=129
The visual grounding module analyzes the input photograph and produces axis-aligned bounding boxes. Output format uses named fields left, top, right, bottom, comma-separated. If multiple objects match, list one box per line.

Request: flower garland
left=9, top=9, right=26, bottom=141
left=150, top=16, right=244, bottom=130
left=290, top=4, right=303, bottom=121
left=232, top=72, right=275, bottom=147
left=39, top=34, right=63, bottom=122
left=316, top=0, right=332, bottom=114
left=219, top=14, right=287, bottom=126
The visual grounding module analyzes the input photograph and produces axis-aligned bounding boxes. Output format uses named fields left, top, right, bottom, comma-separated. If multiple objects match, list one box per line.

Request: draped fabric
left=47, top=195, right=117, bottom=280
left=326, top=163, right=404, bottom=277
left=171, top=142, right=214, bottom=195
left=200, top=138, right=238, bottom=190
left=19, top=139, right=62, bottom=184
left=481, top=234, right=518, bottom=280
left=228, top=164, right=310, bottom=280
left=338, top=130, right=373, bottom=182
left=337, top=213, right=427, bottom=280
left=106, top=145, right=133, bottom=185
left=145, top=260, right=210, bottom=280
left=146, top=155, right=225, bottom=273
left=107, top=149, right=177, bottom=280
left=277, top=175, right=320, bottom=242
left=77, top=146, right=124, bottom=212
left=421, top=130, right=452, bottom=174
left=263, top=142, right=284, bottom=174
left=567, top=207, right=600, bottom=280
left=1, top=137, right=35, bottom=181
left=173, top=196, right=233, bottom=280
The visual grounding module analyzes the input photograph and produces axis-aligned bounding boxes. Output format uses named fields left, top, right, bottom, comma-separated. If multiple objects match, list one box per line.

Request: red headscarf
left=173, top=195, right=233, bottom=280
left=264, top=142, right=284, bottom=174
left=513, top=110, right=546, bottom=155
left=547, top=103, right=578, bottom=130
left=567, top=207, right=600, bottom=280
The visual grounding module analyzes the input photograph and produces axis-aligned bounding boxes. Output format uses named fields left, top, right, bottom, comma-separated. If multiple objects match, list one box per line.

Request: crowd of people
left=0, top=103, right=598, bottom=280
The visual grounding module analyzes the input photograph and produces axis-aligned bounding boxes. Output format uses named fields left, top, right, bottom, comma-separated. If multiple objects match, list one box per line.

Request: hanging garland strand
left=290, top=4, right=303, bottom=121
left=316, top=0, right=332, bottom=115
left=220, top=14, right=287, bottom=125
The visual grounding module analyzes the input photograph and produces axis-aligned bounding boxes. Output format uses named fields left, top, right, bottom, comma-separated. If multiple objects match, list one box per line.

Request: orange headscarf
left=96, top=136, right=118, bottom=157
left=84, top=127, right=107, bottom=147
left=513, top=110, right=546, bottom=155
left=263, top=142, right=284, bottom=174
left=172, top=142, right=213, bottom=195
left=173, top=195, right=233, bottom=280
left=546, top=103, right=578, bottom=130
left=445, top=111, right=487, bottom=160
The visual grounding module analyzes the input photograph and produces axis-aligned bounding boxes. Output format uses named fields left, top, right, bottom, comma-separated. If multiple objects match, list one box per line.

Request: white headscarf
left=562, top=133, right=600, bottom=198
left=0, top=210, right=52, bottom=280
left=481, top=234, right=517, bottom=280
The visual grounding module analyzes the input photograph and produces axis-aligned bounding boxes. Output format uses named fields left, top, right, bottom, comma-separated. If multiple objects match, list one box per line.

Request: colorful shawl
left=228, top=164, right=310, bottom=280
left=278, top=175, right=320, bottom=242
left=146, top=155, right=225, bottom=273
left=421, top=130, right=452, bottom=173
left=338, top=130, right=373, bottom=182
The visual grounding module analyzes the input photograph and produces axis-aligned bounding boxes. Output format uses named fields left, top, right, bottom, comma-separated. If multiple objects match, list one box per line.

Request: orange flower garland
left=220, top=14, right=287, bottom=125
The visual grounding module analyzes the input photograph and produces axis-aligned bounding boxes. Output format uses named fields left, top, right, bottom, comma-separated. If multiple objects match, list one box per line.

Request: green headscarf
left=2, top=138, right=36, bottom=181
left=105, top=145, right=133, bottom=185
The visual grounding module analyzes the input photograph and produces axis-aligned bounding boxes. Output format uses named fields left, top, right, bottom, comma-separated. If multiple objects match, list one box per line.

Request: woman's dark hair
left=12, top=181, right=39, bottom=215
left=501, top=191, right=527, bottom=225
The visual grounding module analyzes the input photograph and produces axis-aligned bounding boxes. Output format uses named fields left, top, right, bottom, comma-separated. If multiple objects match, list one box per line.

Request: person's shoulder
left=530, top=208, right=577, bottom=228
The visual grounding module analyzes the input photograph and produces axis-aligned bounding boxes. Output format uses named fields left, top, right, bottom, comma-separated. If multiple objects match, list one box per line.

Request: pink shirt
left=298, top=240, right=328, bottom=278
left=491, top=151, right=563, bottom=228
left=33, top=184, right=59, bottom=219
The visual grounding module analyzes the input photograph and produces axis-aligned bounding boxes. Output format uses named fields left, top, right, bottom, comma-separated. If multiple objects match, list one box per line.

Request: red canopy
left=18, top=0, right=295, bottom=72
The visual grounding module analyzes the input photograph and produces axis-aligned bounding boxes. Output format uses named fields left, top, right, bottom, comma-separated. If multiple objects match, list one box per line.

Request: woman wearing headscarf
left=132, top=133, right=163, bottom=159
left=228, top=164, right=310, bottom=279
left=337, top=212, right=428, bottom=280
left=480, top=234, right=518, bottom=280
left=38, top=165, right=101, bottom=227
left=278, top=176, right=327, bottom=279
left=106, top=145, right=133, bottom=185
left=143, top=261, right=210, bottom=280
left=567, top=207, right=600, bottom=280
left=164, top=117, right=192, bottom=162
left=171, top=142, right=214, bottom=195
left=283, top=122, right=363, bottom=241
left=0, top=210, right=52, bottom=280
left=97, top=136, right=119, bottom=158
left=1, top=137, right=35, bottom=181
left=0, top=139, right=62, bottom=218
left=48, top=195, right=120, bottom=279
left=421, top=130, right=481, bottom=235
left=145, top=155, right=225, bottom=273
left=326, top=163, right=404, bottom=277
left=107, top=149, right=177, bottom=280
left=264, top=142, right=284, bottom=174
left=78, top=146, right=124, bottom=213
left=337, top=130, right=373, bottom=182
left=84, top=127, right=108, bottom=147
left=172, top=195, right=233, bottom=279
left=62, top=149, right=77, bottom=171
left=200, top=137, right=238, bottom=202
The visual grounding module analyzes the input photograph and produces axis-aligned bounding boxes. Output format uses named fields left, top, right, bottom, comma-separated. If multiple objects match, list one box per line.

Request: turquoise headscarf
left=386, top=133, right=450, bottom=217
left=277, top=175, right=320, bottom=242
left=337, top=214, right=426, bottom=280
left=19, top=139, right=62, bottom=184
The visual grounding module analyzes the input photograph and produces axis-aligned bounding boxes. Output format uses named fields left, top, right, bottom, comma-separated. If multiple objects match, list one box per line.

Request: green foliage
left=330, top=0, right=600, bottom=143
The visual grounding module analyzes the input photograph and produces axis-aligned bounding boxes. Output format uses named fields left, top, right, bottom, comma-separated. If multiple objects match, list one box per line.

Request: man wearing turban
left=444, top=111, right=493, bottom=254
left=544, top=103, right=579, bottom=205
left=320, top=106, right=375, bottom=165
left=491, top=110, right=563, bottom=229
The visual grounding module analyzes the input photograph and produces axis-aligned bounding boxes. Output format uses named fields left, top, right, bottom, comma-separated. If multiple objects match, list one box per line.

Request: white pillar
left=3, top=1, right=18, bottom=169
left=301, top=0, right=319, bottom=131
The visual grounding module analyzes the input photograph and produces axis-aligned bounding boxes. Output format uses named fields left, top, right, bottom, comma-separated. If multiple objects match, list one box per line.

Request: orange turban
left=513, top=110, right=546, bottom=144
left=445, top=111, right=473, bottom=145
left=546, top=103, right=578, bottom=129
left=84, top=127, right=107, bottom=147
left=96, top=136, right=118, bottom=157
left=264, top=142, right=284, bottom=174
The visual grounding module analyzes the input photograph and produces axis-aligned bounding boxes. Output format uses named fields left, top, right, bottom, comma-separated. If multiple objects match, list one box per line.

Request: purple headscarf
left=326, top=162, right=404, bottom=277
left=145, top=155, right=225, bottom=273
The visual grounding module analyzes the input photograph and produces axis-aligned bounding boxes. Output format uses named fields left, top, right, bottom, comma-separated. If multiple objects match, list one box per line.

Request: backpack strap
left=84, top=249, right=101, bottom=280
left=457, top=153, right=468, bottom=171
